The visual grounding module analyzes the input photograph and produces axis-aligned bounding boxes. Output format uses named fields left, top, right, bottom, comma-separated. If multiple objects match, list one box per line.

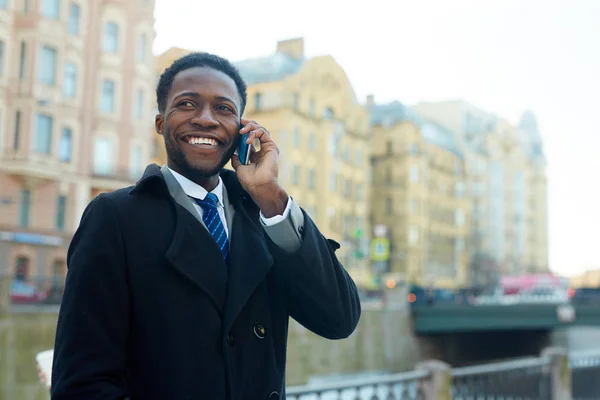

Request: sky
left=153, top=0, right=599, bottom=277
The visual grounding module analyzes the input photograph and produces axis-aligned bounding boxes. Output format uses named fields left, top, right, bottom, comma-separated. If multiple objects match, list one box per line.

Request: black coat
left=51, top=164, right=361, bottom=400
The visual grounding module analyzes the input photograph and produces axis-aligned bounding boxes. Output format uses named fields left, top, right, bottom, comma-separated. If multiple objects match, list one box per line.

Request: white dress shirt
left=168, top=168, right=292, bottom=237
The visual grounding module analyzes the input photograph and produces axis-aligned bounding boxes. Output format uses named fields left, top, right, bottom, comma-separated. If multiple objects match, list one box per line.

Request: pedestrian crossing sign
left=370, top=238, right=390, bottom=261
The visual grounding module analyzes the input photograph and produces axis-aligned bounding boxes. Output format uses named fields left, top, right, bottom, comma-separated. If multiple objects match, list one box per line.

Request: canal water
left=1, top=313, right=57, bottom=400
left=2, top=311, right=600, bottom=400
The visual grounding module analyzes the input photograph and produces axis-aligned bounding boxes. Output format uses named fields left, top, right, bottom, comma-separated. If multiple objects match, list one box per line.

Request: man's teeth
left=188, top=137, right=217, bottom=146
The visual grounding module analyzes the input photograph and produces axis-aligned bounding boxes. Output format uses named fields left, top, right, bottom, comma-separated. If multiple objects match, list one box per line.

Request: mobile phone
left=237, top=122, right=252, bottom=165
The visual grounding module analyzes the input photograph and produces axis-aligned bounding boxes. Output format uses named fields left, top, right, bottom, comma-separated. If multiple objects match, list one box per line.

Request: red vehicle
left=499, top=273, right=569, bottom=297
left=10, top=280, right=48, bottom=304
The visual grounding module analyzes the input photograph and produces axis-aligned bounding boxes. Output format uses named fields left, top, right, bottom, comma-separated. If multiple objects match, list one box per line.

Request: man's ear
left=155, top=114, right=163, bottom=135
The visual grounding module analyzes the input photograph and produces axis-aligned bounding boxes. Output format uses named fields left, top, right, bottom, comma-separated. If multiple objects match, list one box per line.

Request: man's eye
left=217, top=105, right=233, bottom=112
left=179, top=101, right=194, bottom=108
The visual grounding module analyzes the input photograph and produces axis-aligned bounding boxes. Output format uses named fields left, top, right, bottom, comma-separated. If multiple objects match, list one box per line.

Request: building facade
left=0, top=0, right=156, bottom=286
left=369, top=100, right=470, bottom=289
left=413, top=101, right=549, bottom=282
left=151, top=38, right=372, bottom=276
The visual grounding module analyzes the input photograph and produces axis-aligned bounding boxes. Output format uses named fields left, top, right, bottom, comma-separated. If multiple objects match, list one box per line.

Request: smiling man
left=50, top=53, right=361, bottom=400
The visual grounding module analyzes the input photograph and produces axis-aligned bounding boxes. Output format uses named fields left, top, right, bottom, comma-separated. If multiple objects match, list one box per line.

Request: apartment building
left=0, top=0, right=156, bottom=283
left=413, top=101, right=549, bottom=281
left=369, top=100, right=470, bottom=289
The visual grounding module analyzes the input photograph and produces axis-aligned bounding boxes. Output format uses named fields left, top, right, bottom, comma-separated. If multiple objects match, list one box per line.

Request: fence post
left=0, top=273, right=9, bottom=315
left=542, top=347, right=571, bottom=400
left=415, top=360, right=452, bottom=400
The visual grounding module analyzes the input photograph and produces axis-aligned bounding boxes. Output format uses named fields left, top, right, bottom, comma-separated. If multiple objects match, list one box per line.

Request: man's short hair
left=156, top=52, right=247, bottom=115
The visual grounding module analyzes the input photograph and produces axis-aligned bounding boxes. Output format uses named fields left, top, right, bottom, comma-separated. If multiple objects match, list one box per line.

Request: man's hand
left=231, top=119, right=289, bottom=218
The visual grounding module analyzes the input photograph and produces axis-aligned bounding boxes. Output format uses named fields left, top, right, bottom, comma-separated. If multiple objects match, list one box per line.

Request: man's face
left=155, top=67, right=241, bottom=180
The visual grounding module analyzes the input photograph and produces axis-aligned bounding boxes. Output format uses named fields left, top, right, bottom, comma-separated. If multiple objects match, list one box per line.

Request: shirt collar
left=167, top=167, right=224, bottom=207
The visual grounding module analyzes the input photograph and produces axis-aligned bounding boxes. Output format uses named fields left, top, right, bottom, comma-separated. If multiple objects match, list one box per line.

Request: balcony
left=0, top=150, right=64, bottom=184
left=90, top=167, right=138, bottom=191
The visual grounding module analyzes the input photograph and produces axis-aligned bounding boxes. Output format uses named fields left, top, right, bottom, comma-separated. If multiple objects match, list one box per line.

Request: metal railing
left=570, top=349, right=600, bottom=399
left=286, top=370, right=429, bottom=400
left=285, top=348, right=600, bottom=399
left=451, top=356, right=552, bottom=399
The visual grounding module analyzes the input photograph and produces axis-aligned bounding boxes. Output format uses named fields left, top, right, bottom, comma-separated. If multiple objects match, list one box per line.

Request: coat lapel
left=164, top=204, right=228, bottom=314
left=130, top=165, right=274, bottom=327
left=219, top=170, right=275, bottom=331
left=131, top=164, right=228, bottom=314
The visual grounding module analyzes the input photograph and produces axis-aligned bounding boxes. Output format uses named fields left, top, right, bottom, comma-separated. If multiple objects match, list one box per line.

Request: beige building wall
left=570, top=270, right=600, bottom=288
left=0, top=0, right=156, bottom=282
left=370, top=103, right=470, bottom=289
left=413, top=100, right=549, bottom=281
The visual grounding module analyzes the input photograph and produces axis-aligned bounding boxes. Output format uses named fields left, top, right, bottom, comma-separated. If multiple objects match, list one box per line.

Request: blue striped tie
left=192, top=193, right=229, bottom=260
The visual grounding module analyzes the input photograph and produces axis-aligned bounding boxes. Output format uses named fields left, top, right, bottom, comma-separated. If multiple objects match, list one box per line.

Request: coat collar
left=130, top=164, right=248, bottom=204
left=130, top=164, right=273, bottom=326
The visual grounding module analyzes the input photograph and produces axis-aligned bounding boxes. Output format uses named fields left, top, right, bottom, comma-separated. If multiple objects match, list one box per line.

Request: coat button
left=268, top=391, right=279, bottom=400
left=253, top=324, right=266, bottom=339
left=227, top=334, right=235, bottom=347
left=298, top=225, right=304, bottom=235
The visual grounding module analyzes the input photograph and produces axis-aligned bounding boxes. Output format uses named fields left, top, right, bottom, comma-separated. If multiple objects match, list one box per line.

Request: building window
left=410, top=165, right=419, bottom=183
left=56, top=195, right=66, bottom=231
left=63, top=63, right=77, bottom=97
left=103, top=22, right=119, bottom=53
left=293, top=93, right=299, bottom=110
left=151, top=137, right=159, bottom=158
left=386, top=197, right=393, bottom=215
left=19, top=41, right=27, bottom=80
left=410, top=199, right=418, bottom=214
left=410, top=143, right=419, bottom=155
left=323, top=107, right=334, bottom=120
left=14, top=256, right=29, bottom=281
left=386, top=140, right=393, bottom=155
left=13, top=110, right=21, bottom=150
left=308, top=169, right=315, bottom=189
left=292, top=165, right=300, bottom=185
left=41, top=0, right=60, bottom=19
left=356, top=149, right=363, bottom=165
left=93, top=136, right=114, bottom=175
left=409, top=227, right=419, bottom=245
left=34, top=114, right=53, bottom=154
left=68, top=3, right=80, bottom=35
left=0, top=41, right=4, bottom=76
left=129, top=145, right=143, bottom=179
left=309, top=98, right=315, bottom=116
left=101, top=80, right=115, bottom=113
left=329, top=173, right=336, bottom=191
left=344, top=179, right=351, bottom=197
left=137, top=33, right=147, bottom=62
left=455, top=209, right=465, bottom=227
left=254, top=92, right=262, bottom=111
left=455, top=182, right=465, bottom=198
left=59, top=127, right=72, bottom=162
left=308, top=132, right=316, bottom=151
left=19, top=190, right=30, bottom=227
left=135, top=88, right=144, bottom=119
left=355, top=184, right=363, bottom=200
left=328, top=133, right=338, bottom=156
left=343, top=215, right=352, bottom=236
left=38, top=46, right=57, bottom=85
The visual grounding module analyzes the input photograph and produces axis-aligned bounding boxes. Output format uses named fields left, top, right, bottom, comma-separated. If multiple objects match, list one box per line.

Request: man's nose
left=191, top=107, right=218, bottom=127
